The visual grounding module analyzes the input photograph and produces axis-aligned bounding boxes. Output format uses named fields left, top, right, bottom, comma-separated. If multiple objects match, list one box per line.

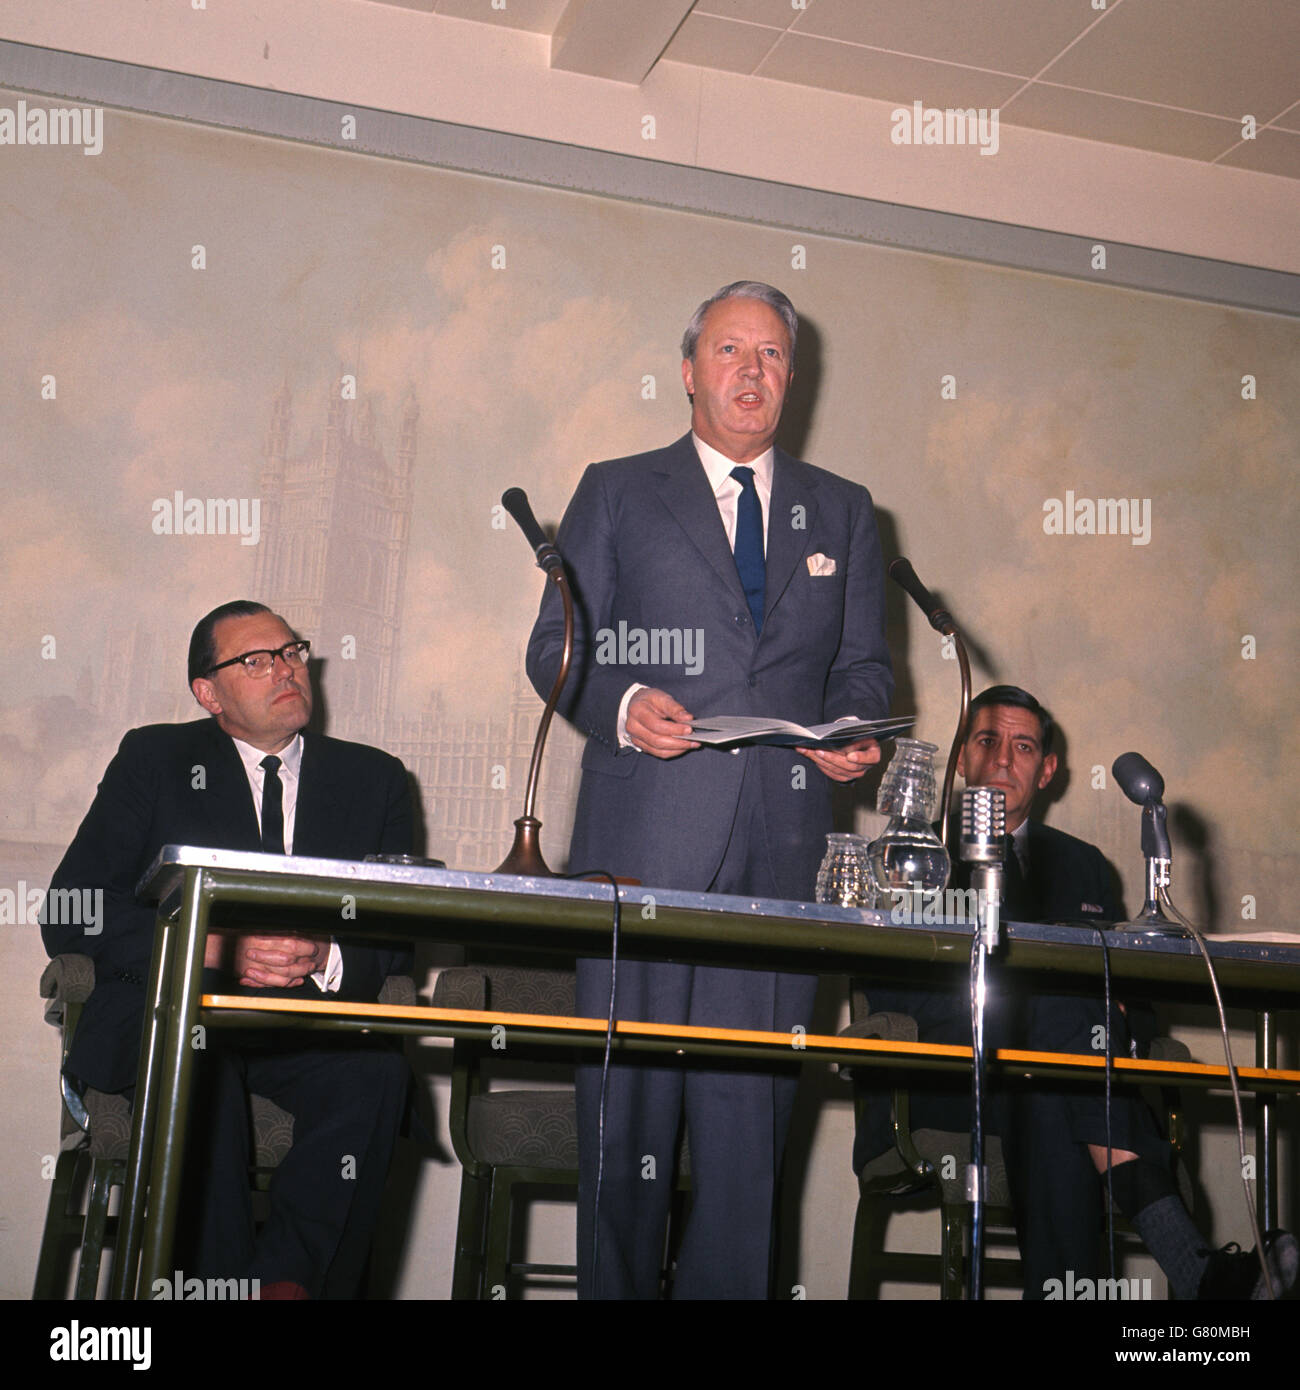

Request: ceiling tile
left=435, top=0, right=567, bottom=34
left=694, top=0, right=802, bottom=27
left=1217, top=128, right=1300, bottom=178
left=759, top=32, right=1023, bottom=110
left=1004, top=83, right=1244, bottom=162
left=1044, top=0, right=1300, bottom=121
left=791, top=0, right=1097, bottom=76
left=662, top=14, right=781, bottom=74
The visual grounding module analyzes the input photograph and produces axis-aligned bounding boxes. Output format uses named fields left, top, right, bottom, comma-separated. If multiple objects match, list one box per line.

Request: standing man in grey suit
left=527, top=282, right=894, bottom=1298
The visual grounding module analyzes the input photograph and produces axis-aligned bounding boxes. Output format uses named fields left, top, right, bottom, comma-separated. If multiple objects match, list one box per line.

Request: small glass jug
left=815, top=832, right=875, bottom=907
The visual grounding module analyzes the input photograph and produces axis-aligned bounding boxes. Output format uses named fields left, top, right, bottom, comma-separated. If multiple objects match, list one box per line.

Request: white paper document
left=688, top=714, right=915, bottom=749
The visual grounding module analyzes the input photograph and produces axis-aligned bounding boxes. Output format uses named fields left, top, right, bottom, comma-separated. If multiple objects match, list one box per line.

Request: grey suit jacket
left=526, top=433, right=893, bottom=900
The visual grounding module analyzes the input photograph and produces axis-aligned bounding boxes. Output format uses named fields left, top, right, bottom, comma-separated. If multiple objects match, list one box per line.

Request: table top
left=139, top=845, right=1300, bottom=1005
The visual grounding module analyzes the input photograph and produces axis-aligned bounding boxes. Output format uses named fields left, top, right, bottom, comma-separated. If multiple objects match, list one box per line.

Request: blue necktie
left=730, top=466, right=765, bottom=634
left=260, top=755, right=285, bottom=854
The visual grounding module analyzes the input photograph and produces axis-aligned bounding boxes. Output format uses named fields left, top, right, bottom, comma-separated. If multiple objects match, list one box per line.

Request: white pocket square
left=806, top=553, right=837, bottom=577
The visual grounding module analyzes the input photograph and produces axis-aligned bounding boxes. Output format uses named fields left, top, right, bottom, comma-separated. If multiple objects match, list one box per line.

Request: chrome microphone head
left=960, top=786, right=1006, bottom=864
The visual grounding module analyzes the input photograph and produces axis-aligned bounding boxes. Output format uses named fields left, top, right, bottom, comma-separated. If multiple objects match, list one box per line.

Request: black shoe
left=1197, top=1231, right=1299, bottom=1300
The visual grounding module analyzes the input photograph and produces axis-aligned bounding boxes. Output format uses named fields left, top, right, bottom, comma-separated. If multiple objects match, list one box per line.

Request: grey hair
left=680, top=281, right=798, bottom=364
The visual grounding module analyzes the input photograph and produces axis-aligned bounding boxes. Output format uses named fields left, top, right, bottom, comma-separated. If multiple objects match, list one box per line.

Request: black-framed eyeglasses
left=206, top=640, right=311, bottom=679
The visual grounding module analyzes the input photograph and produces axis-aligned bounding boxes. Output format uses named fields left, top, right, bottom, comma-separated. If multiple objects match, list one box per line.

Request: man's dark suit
left=856, top=819, right=1170, bottom=1296
left=527, top=433, right=893, bottom=1297
left=44, top=717, right=413, bottom=1295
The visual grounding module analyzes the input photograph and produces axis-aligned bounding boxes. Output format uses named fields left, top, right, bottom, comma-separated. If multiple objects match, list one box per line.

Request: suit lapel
left=193, top=721, right=262, bottom=851
left=763, top=451, right=819, bottom=627
left=294, top=733, right=343, bottom=858
left=651, top=434, right=749, bottom=609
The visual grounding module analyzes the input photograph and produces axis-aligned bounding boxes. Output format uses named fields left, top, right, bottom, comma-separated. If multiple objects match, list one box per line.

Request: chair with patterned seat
left=33, top=952, right=415, bottom=1299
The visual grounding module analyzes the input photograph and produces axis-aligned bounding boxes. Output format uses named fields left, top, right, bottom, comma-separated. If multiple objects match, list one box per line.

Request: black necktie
left=260, top=755, right=284, bottom=854
left=1002, top=833, right=1029, bottom=920
left=730, top=465, right=765, bottom=634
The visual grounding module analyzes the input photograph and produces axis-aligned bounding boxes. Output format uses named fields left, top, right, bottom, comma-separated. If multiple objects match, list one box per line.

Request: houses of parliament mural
left=21, top=380, right=581, bottom=877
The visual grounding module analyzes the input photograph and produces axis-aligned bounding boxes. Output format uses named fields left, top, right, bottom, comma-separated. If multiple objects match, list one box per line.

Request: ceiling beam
left=550, top=0, right=694, bottom=85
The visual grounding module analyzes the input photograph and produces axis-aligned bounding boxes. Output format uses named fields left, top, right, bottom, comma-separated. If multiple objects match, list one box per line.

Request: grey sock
left=1130, top=1194, right=1208, bottom=1300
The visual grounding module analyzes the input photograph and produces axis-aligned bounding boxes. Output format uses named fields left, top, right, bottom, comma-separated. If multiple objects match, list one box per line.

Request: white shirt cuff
left=616, top=683, right=648, bottom=749
left=311, top=940, right=343, bottom=993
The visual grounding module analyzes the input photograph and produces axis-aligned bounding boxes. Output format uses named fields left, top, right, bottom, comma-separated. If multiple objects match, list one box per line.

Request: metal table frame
left=110, top=846, right=1300, bottom=1299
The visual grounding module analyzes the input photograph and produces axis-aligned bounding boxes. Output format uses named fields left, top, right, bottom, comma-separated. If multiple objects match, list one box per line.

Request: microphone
left=960, top=785, right=1006, bottom=868
left=889, top=557, right=956, bottom=635
left=1112, top=752, right=1174, bottom=928
left=1112, top=752, right=1172, bottom=862
left=960, top=786, right=1006, bottom=945
left=1113, top=752, right=1165, bottom=807
left=502, top=488, right=564, bottom=574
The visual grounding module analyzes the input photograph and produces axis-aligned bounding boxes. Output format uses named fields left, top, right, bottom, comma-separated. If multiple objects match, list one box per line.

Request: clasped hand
left=204, top=932, right=328, bottom=988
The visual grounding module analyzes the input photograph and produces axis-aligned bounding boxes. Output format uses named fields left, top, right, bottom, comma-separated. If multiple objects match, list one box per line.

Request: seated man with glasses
left=43, top=599, right=414, bottom=1299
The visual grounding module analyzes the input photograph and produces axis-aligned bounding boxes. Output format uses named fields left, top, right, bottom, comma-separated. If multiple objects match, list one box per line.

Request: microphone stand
left=960, top=786, right=1005, bottom=1302
left=941, top=639, right=972, bottom=853
left=1133, top=799, right=1173, bottom=928
left=887, top=558, right=971, bottom=848
left=496, top=495, right=574, bottom=878
left=888, top=558, right=1001, bottom=1295
left=1112, top=753, right=1180, bottom=936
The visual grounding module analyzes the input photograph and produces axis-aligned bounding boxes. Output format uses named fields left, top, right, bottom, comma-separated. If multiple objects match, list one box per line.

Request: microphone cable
left=1031, top=916, right=1116, bottom=1276
left=563, top=867, right=621, bottom=1296
left=1158, top=887, right=1275, bottom=1300
left=1094, top=923, right=1117, bottom=1280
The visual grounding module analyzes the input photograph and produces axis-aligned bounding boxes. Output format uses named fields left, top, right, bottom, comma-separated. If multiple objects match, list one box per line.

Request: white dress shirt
left=1010, top=818, right=1030, bottom=874
left=692, top=433, right=774, bottom=549
left=231, top=733, right=342, bottom=991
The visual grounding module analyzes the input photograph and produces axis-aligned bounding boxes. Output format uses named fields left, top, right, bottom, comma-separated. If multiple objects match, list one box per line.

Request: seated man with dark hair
left=43, top=600, right=414, bottom=1299
left=856, top=684, right=1297, bottom=1300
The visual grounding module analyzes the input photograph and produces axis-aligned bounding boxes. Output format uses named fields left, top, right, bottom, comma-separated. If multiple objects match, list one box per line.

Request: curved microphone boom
left=889, top=557, right=969, bottom=847
left=496, top=488, right=573, bottom=877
